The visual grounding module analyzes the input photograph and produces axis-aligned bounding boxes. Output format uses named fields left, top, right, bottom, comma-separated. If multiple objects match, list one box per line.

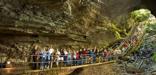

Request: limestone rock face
left=0, top=0, right=141, bottom=58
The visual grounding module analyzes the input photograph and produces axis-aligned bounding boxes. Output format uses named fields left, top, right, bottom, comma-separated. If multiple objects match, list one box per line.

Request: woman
left=48, top=46, right=54, bottom=68
left=73, top=50, right=77, bottom=65
left=67, top=50, right=72, bottom=65
left=55, top=49, right=61, bottom=67
left=32, top=45, right=40, bottom=70
left=76, top=50, right=80, bottom=65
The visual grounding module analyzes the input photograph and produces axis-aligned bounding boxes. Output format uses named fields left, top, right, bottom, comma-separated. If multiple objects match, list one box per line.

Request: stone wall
left=0, top=0, right=141, bottom=59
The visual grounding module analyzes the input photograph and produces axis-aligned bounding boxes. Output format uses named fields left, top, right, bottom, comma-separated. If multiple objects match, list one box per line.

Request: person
left=76, top=50, right=80, bottom=65
left=103, top=49, right=108, bottom=61
left=73, top=50, right=77, bottom=65
left=106, top=48, right=113, bottom=61
left=60, top=49, right=64, bottom=66
left=40, top=47, right=47, bottom=70
left=131, top=38, right=137, bottom=46
left=92, top=49, right=96, bottom=63
left=67, top=50, right=72, bottom=65
left=31, top=45, right=40, bottom=70
left=99, top=48, right=104, bottom=62
left=88, top=49, right=94, bottom=64
left=113, top=48, right=122, bottom=60
left=86, top=49, right=90, bottom=64
left=55, top=49, right=61, bottom=67
left=82, top=48, right=87, bottom=64
left=121, top=41, right=130, bottom=52
left=63, top=49, right=68, bottom=66
left=79, top=49, right=83, bottom=65
left=45, top=47, right=53, bottom=69
left=96, top=49, right=101, bottom=63
left=48, top=46, right=54, bottom=68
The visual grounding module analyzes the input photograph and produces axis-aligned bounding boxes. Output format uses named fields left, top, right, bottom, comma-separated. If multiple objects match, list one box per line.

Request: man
left=45, top=47, right=52, bottom=69
left=82, top=48, right=87, bottom=64
left=63, top=49, right=68, bottom=66
left=60, top=49, right=64, bottom=66
left=113, top=48, right=122, bottom=60
left=32, top=45, right=40, bottom=69
left=40, top=47, right=47, bottom=70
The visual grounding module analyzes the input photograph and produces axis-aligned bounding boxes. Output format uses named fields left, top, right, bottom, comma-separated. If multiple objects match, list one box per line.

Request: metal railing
left=0, top=53, right=117, bottom=75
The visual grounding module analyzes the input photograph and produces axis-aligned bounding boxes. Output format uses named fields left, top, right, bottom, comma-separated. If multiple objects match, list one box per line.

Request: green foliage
left=146, top=23, right=156, bottom=33
left=126, top=18, right=136, bottom=29
left=131, top=9, right=151, bottom=22
left=97, top=16, right=124, bottom=39
left=114, top=31, right=122, bottom=39
left=105, top=22, right=123, bottom=39
left=152, top=52, right=156, bottom=62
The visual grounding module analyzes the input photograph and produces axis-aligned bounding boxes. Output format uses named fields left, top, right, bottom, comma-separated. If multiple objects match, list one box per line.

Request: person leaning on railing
left=45, top=47, right=52, bottom=69
left=67, top=50, right=72, bottom=65
left=55, top=49, right=61, bottom=67
left=40, top=47, right=47, bottom=69
left=31, top=45, right=40, bottom=70
left=48, top=47, right=54, bottom=69
left=60, top=49, right=64, bottom=66
left=88, top=49, right=93, bottom=64
left=73, top=50, right=77, bottom=65
left=92, top=49, right=96, bottom=63
left=102, top=49, right=107, bottom=62
left=79, top=49, right=83, bottom=65
left=76, top=50, right=80, bottom=65
left=113, top=48, right=122, bottom=60
left=63, top=49, right=68, bottom=66
left=82, top=48, right=87, bottom=64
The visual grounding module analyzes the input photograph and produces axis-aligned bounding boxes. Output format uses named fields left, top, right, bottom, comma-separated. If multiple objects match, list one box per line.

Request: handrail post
left=0, top=56, right=2, bottom=68
left=0, top=56, right=2, bottom=75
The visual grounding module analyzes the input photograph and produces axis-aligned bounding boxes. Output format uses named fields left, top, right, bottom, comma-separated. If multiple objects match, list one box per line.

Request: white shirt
left=64, top=50, right=68, bottom=55
left=49, top=48, right=54, bottom=54
left=114, top=49, right=122, bottom=55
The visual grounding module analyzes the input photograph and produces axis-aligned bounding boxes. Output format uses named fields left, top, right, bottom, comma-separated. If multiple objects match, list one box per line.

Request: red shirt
left=76, top=52, right=80, bottom=60
left=123, top=43, right=128, bottom=48
left=82, top=50, right=87, bottom=56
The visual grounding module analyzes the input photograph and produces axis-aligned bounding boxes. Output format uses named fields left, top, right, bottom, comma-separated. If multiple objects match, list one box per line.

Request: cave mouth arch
left=140, top=0, right=156, bottom=16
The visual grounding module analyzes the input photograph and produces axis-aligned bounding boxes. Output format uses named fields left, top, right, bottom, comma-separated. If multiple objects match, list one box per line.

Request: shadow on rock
left=68, top=68, right=84, bottom=75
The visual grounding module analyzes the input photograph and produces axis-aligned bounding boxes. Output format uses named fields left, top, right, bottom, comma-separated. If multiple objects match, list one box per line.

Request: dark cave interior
left=141, top=0, right=156, bottom=16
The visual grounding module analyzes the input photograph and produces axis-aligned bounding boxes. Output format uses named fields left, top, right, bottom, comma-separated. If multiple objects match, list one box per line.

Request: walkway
left=0, top=61, right=115, bottom=75
left=0, top=21, right=146, bottom=75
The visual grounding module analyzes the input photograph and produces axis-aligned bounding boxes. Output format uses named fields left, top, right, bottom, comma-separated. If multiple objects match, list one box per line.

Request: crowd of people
left=31, top=36, right=138, bottom=70
left=31, top=46, right=112, bottom=70
left=26, top=23, right=141, bottom=70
